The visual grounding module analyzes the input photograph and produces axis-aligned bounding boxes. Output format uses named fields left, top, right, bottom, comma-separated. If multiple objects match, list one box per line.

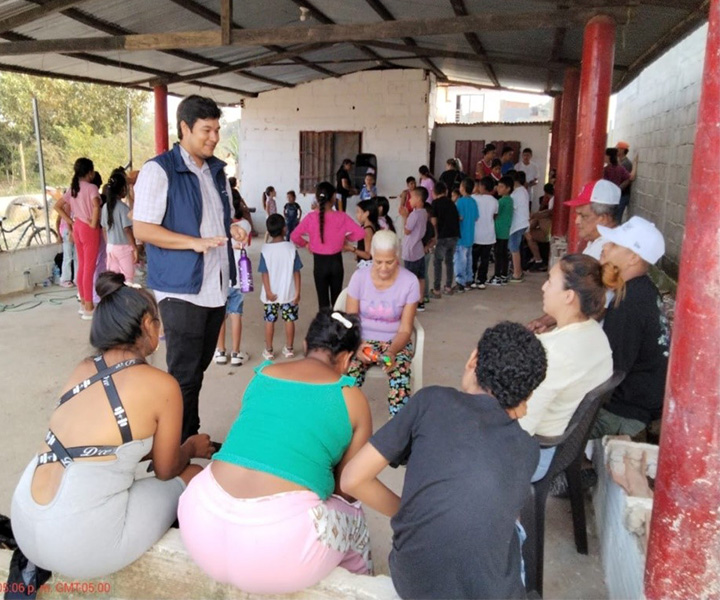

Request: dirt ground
left=0, top=246, right=607, bottom=599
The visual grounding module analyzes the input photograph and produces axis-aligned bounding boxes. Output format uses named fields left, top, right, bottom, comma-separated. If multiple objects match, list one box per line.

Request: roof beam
left=449, top=0, right=501, bottom=88
left=287, top=0, right=400, bottom=70
left=364, top=0, right=447, bottom=81
left=529, top=0, right=700, bottom=8
left=220, top=0, right=232, bottom=46
left=0, top=0, right=86, bottom=34
left=441, top=80, right=554, bottom=97
left=545, top=25, right=567, bottom=92
left=0, top=8, right=633, bottom=55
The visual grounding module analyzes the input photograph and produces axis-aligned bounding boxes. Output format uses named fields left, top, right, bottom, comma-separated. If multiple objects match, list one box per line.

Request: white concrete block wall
left=0, top=244, right=59, bottom=296
left=610, top=24, right=708, bottom=278
left=239, top=70, right=433, bottom=229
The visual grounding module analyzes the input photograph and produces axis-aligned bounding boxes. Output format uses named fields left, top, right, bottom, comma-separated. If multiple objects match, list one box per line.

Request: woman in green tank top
left=178, top=311, right=375, bottom=595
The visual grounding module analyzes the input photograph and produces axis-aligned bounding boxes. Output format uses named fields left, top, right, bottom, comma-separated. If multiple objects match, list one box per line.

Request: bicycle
left=0, top=201, right=59, bottom=251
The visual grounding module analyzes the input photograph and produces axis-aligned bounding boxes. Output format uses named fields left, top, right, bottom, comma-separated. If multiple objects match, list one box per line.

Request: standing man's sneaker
left=214, top=349, right=228, bottom=364
left=469, top=281, right=479, bottom=289
left=477, top=282, right=487, bottom=290
left=417, top=302, right=426, bottom=312
left=500, top=276, right=510, bottom=285
left=454, top=284, right=466, bottom=293
left=230, top=351, right=249, bottom=366
left=488, top=276, right=503, bottom=286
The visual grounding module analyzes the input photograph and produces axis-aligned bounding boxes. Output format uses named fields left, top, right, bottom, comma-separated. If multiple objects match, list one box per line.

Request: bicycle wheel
left=27, top=228, right=59, bottom=247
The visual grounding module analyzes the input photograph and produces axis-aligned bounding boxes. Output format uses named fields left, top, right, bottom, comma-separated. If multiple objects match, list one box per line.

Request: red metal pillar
left=645, top=0, right=720, bottom=596
left=567, top=15, right=615, bottom=252
left=552, top=68, right=580, bottom=237
left=153, top=84, right=169, bottom=155
left=549, top=94, right=562, bottom=174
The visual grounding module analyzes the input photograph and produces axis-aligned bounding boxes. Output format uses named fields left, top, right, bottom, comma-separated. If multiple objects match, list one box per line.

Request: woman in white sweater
left=520, top=253, right=618, bottom=481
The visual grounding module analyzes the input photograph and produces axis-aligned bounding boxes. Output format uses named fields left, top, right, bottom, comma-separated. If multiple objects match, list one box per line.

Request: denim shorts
left=508, top=228, right=527, bottom=252
left=226, top=288, right=244, bottom=315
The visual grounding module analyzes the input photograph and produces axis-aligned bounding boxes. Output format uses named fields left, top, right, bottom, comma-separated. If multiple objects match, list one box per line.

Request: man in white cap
left=527, top=179, right=620, bottom=333
left=590, top=216, right=669, bottom=438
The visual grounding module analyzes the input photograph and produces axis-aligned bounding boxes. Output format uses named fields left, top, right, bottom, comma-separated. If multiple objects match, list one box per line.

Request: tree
left=0, top=73, right=151, bottom=194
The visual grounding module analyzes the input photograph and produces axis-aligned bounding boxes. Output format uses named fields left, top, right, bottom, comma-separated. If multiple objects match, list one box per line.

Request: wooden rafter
left=449, top=0, right=501, bottom=88
left=528, top=0, right=700, bottom=8
left=545, top=25, right=567, bottom=92
left=166, top=0, right=337, bottom=78
left=220, top=0, right=232, bottom=46
left=441, top=80, right=554, bottom=97
left=287, top=0, right=400, bottom=70
left=364, top=0, right=447, bottom=81
left=0, top=0, right=86, bottom=34
left=0, top=8, right=632, bottom=56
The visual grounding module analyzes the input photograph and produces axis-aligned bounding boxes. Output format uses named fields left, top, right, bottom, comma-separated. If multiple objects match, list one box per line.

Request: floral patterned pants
left=348, top=340, right=413, bottom=416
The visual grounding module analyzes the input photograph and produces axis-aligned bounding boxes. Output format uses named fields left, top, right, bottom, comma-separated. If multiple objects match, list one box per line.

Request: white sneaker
left=282, top=346, right=295, bottom=358
left=262, top=348, right=275, bottom=360
left=80, top=310, right=93, bottom=321
left=214, top=349, right=228, bottom=364
left=230, top=351, right=249, bottom=366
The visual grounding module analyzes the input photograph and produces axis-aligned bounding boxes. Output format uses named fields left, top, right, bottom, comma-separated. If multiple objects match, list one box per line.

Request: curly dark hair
left=475, top=321, right=547, bottom=409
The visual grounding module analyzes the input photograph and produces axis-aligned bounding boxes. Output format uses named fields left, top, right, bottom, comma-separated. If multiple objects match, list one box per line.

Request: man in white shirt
left=471, top=176, right=498, bottom=288
left=133, top=95, right=248, bottom=441
left=508, top=171, right=530, bottom=282
left=514, top=147, right=539, bottom=209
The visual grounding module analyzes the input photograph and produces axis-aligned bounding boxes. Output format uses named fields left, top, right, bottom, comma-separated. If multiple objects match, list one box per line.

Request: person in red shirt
left=603, top=147, right=631, bottom=191
left=474, top=144, right=496, bottom=180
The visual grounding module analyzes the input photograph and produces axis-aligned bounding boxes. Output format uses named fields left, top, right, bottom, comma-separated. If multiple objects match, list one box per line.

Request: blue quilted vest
left=145, top=144, right=236, bottom=293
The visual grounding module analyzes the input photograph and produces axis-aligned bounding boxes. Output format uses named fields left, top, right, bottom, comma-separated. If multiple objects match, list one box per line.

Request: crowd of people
left=8, top=94, right=671, bottom=599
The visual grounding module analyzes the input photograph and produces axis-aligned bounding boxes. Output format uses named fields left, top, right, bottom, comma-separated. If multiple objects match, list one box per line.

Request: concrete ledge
left=593, top=437, right=658, bottom=600
left=0, top=529, right=399, bottom=599
left=0, top=243, right=60, bottom=296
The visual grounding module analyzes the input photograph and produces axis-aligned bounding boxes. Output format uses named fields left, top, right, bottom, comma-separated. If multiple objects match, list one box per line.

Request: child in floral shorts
left=260, top=214, right=303, bottom=360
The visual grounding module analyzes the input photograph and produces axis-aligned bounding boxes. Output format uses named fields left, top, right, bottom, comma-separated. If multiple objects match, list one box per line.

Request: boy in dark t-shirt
left=341, top=322, right=547, bottom=599
left=430, top=181, right=461, bottom=297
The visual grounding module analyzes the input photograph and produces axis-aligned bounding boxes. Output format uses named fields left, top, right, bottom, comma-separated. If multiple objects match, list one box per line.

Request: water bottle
left=238, top=248, right=254, bottom=293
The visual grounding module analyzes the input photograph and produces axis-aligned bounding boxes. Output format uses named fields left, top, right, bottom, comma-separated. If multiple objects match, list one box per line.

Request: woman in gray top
left=11, top=272, right=213, bottom=579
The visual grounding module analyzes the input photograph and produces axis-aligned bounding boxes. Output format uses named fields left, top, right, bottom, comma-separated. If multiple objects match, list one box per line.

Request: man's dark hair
left=475, top=321, right=547, bottom=409
left=544, top=183, right=554, bottom=195
left=461, top=177, right=475, bottom=195
left=514, top=170, right=527, bottom=186
left=480, top=176, right=496, bottom=192
left=522, top=147, right=533, bottom=154
left=177, top=95, right=222, bottom=140
left=406, top=176, right=417, bottom=184
left=433, top=181, right=448, bottom=196
left=498, top=176, right=514, bottom=191
left=502, top=145, right=513, bottom=156
left=483, top=143, right=496, bottom=154
left=266, top=213, right=286, bottom=238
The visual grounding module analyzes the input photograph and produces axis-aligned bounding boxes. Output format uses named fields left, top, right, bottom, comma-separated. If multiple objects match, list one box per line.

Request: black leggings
left=313, top=252, right=344, bottom=310
left=494, top=239, right=509, bottom=279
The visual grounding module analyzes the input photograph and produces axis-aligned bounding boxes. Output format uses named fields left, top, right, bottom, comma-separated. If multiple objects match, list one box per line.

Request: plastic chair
left=521, top=370, right=626, bottom=597
left=333, top=287, right=424, bottom=392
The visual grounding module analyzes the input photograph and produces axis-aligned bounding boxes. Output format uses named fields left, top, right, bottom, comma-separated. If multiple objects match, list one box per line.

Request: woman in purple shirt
left=346, top=230, right=420, bottom=416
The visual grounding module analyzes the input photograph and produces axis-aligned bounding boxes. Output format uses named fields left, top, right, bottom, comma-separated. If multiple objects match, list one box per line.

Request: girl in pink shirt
left=55, top=158, right=101, bottom=318
left=290, top=181, right=364, bottom=309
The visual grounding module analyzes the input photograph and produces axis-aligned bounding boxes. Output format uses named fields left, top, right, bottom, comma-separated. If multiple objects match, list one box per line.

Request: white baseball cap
left=564, top=179, right=621, bottom=207
left=597, top=216, right=665, bottom=264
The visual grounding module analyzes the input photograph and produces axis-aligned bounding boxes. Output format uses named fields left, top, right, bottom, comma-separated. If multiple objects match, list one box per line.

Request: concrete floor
left=0, top=246, right=607, bottom=599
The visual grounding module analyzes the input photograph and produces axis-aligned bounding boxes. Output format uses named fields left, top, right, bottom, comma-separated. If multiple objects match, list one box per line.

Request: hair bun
left=95, top=271, right=126, bottom=300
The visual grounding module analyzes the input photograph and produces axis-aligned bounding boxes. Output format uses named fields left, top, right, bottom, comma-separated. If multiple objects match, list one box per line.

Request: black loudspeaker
left=353, top=153, right=377, bottom=189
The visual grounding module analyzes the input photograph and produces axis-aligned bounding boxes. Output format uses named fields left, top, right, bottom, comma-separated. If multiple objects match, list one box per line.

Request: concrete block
left=0, top=244, right=59, bottom=295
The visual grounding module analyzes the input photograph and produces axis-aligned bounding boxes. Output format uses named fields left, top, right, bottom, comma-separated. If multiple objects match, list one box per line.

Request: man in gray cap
left=592, top=216, right=669, bottom=438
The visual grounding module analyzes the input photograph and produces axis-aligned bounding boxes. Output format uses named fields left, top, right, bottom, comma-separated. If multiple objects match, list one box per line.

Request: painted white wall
left=610, top=24, right=707, bottom=278
left=239, top=69, right=432, bottom=230
left=432, top=123, right=552, bottom=209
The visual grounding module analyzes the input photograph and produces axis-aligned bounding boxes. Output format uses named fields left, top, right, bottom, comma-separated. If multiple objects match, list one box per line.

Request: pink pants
left=178, top=465, right=371, bottom=595
left=73, top=220, right=100, bottom=304
left=106, top=244, right=135, bottom=283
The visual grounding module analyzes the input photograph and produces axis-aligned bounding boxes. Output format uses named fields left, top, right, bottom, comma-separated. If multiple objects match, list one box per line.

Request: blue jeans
left=531, top=447, right=557, bottom=482
left=454, top=245, right=473, bottom=286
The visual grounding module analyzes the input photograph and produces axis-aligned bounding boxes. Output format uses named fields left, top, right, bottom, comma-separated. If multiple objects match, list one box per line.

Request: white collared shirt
left=133, top=145, right=231, bottom=308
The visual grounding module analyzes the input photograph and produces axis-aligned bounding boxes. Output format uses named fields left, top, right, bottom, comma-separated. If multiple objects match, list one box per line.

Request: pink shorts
left=178, top=465, right=372, bottom=595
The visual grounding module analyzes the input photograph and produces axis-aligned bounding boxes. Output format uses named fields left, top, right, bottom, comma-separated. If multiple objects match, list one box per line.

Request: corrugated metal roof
left=0, top=0, right=710, bottom=103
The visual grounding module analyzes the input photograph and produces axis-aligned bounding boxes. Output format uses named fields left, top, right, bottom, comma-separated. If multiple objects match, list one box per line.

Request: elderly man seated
left=592, top=216, right=669, bottom=438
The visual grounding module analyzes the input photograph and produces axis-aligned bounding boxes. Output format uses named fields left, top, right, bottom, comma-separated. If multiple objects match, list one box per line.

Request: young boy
left=359, top=173, right=378, bottom=200
left=400, top=188, right=429, bottom=311
left=401, top=176, right=417, bottom=214
left=215, top=217, right=252, bottom=366
left=283, top=190, right=302, bottom=241
left=454, top=178, right=480, bottom=292
left=259, top=214, right=302, bottom=360
left=340, top=321, right=547, bottom=600
left=489, top=176, right=514, bottom=286
left=524, top=183, right=554, bottom=270
left=421, top=193, right=436, bottom=305
left=500, top=146, right=515, bottom=175
left=430, top=181, right=460, bottom=298
left=471, top=176, right=498, bottom=289
left=509, top=171, right=530, bottom=282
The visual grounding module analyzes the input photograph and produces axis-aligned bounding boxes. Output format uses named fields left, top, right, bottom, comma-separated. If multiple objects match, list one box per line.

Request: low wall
left=0, top=529, right=399, bottom=600
left=0, top=244, right=60, bottom=296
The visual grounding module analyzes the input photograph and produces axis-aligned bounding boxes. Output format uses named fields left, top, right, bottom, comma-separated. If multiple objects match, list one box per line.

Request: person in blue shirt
left=453, top=178, right=480, bottom=291
left=359, top=173, right=378, bottom=201
left=501, top=146, right=515, bottom=175
left=283, top=190, right=302, bottom=241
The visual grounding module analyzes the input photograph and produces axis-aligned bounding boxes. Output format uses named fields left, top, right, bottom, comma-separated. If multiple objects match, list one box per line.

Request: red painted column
left=645, top=0, right=720, bottom=596
left=552, top=68, right=580, bottom=237
left=549, top=94, right=562, bottom=174
left=567, top=15, right=615, bottom=251
left=153, top=84, right=169, bottom=155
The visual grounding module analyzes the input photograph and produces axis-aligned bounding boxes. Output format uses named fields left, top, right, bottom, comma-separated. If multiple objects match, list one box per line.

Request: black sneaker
left=488, top=276, right=503, bottom=286
left=417, top=302, right=426, bottom=312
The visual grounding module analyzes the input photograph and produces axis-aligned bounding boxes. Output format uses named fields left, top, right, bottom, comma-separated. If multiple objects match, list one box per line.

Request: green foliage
left=0, top=73, right=152, bottom=194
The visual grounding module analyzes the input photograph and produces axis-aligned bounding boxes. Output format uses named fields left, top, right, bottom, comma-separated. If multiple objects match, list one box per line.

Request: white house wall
left=239, top=69, right=433, bottom=227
